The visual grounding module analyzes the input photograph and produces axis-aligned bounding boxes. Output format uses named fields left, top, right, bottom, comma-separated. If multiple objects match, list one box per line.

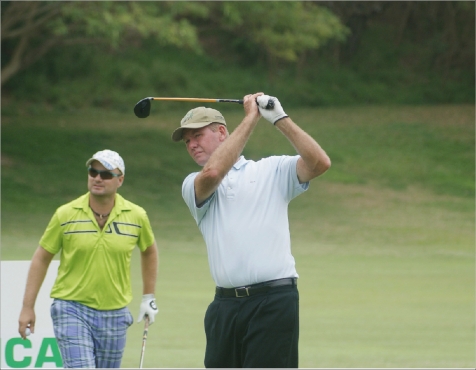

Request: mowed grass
left=1, top=104, right=474, bottom=368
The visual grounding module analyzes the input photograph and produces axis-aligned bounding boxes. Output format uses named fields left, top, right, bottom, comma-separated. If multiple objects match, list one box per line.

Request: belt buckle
left=235, top=287, right=249, bottom=297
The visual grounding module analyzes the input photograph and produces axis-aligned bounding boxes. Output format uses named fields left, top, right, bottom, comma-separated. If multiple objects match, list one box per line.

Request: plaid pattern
left=51, top=299, right=133, bottom=368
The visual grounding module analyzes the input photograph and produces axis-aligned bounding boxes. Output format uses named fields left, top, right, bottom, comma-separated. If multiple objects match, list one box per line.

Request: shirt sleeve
left=182, top=172, right=215, bottom=225
left=39, top=212, right=62, bottom=255
left=275, top=155, right=309, bottom=202
left=136, top=210, right=155, bottom=252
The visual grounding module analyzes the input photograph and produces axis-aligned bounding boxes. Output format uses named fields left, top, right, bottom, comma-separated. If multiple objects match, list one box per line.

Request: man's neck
left=89, top=194, right=115, bottom=214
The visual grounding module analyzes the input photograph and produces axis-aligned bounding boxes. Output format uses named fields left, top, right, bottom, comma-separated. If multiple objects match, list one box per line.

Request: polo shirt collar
left=233, top=156, right=249, bottom=170
left=73, top=192, right=132, bottom=214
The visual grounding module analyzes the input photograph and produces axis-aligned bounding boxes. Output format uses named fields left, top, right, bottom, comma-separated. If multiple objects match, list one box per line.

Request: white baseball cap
left=86, top=149, right=125, bottom=174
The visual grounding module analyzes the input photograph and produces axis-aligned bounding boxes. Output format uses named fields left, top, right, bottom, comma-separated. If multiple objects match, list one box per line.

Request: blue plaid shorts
left=51, top=299, right=134, bottom=368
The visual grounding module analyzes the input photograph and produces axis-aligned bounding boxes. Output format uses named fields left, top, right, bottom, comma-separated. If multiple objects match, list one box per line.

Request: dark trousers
left=204, top=284, right=299, bottom=368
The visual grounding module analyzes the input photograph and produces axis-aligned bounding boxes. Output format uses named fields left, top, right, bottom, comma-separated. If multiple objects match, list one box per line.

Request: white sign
left=1, top=260, right=62, bottom=368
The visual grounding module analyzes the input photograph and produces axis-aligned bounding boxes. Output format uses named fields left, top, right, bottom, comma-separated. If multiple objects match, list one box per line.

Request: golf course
left=2, top=103, right=474, bottom=368
left=2, top=1, right=474, bottom=368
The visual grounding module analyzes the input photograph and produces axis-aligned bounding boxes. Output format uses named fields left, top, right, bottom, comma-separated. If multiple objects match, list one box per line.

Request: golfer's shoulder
left=256, top=155, right=299, bottom=168
left=55, top=193, right=88, bottom=216
left=115, top=193, right=149, bottom=218
left=182, top=171, right=199, bottom=187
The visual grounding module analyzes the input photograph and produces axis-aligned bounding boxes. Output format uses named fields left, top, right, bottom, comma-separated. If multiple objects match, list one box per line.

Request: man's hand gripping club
left=137, top=294, right=158, bottom=324
left=257, top=95, right=288, bottom=125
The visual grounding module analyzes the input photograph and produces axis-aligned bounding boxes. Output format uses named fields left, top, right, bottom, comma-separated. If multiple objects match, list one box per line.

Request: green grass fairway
left=2, top=104, right=474, bottom=368
left=121, top=248, right=474, bottom=368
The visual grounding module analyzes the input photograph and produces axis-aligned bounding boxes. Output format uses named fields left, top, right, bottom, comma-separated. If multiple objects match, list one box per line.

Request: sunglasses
left=88, top=167, right=122, bottom=180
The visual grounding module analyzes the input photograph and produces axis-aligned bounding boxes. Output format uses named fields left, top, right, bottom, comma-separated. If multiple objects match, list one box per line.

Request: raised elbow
left=201, top=167, right=223, bottom=183
left=197, top=166, right=225, bottom=191
left=321, top=155, right=331, bottom=172
left=313, top=155, right=331, bottom=177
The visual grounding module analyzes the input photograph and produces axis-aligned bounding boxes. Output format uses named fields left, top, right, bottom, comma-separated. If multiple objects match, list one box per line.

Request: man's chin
left=90, top=189, right=106, bottom=196
left=192, top=156, right=206, bottom=166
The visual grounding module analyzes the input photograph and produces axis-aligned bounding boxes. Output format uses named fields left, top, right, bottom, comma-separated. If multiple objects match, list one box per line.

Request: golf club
left=134, top=97, right=274, bottom=118
left=139, top=315, right=150, bottom=369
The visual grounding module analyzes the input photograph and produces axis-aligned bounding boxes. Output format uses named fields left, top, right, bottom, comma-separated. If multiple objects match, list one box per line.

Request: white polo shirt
left=182, top=155, right=309, bottom=288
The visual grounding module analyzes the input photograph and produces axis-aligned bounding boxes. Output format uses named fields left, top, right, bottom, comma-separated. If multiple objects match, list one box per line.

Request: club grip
left=216, top=98, right=274, bottom=108
left=217, top=99, right=243, bottom=104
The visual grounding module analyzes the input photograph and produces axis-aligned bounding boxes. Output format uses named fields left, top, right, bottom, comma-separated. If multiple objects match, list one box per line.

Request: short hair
left=209, top=122, right=229, bottom=136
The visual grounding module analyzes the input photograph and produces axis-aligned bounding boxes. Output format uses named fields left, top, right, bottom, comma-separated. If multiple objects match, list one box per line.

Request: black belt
left=215, top=278, right=297, bottom=298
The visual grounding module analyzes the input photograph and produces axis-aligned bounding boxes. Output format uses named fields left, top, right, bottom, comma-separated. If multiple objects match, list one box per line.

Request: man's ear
left=218, top=125, right=227, bottom=141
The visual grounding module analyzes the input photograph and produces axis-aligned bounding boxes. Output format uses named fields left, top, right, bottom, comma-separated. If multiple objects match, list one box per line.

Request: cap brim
left=85, top=158, right=97, bottom=167
left=86, top=157, right=111, bottom=169
left=86, top=158, right=123, bottom=174
left=171, top=121, right=219, bottom=142
left=171, top=127, right=185, bottom=142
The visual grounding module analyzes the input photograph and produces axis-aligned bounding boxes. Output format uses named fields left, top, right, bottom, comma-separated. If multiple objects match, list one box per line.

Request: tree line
left=2, top=1, right=349, bottom=85
left=2, top=1, right=474, bottom=86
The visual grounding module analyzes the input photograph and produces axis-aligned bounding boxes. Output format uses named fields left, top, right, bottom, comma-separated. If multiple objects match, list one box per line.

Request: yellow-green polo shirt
left=40, top=192, right=155, bottom=310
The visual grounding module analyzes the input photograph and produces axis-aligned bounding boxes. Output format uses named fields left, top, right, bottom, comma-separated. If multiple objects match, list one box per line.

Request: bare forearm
left=194, top=93, right=262, bottom=204
left=22, top=246, right=54, bottom=309
left=141, top=243, right=158, bottom=295
left=204, top=113, right=259, bottom=176
left=19, top=247, right=53, bottom=338
left=275, top=117, right=331, bottom=181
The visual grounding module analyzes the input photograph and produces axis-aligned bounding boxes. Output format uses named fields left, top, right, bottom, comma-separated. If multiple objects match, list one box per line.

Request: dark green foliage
left=2, top=1, right=473, bottom=112
left=3, top=35, right=473, bottom=115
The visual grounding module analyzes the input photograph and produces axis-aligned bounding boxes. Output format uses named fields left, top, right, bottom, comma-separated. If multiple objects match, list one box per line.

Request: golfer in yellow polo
left=18, top=149, right=158, bottom=368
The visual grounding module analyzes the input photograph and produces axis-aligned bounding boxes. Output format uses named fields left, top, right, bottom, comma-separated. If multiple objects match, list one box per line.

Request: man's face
left=87, top=161, right=124, bottom=197
left=182, top=124, right=226, bottom=166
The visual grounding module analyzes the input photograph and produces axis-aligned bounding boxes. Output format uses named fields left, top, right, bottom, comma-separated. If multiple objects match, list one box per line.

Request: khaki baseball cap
left=86, top=149, right=125, bottom=174
left=172, top=107, right=226, bottom=142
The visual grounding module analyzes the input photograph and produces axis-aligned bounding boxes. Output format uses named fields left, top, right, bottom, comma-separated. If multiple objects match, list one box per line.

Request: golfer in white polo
left=172, top=93, right=331, bottom=368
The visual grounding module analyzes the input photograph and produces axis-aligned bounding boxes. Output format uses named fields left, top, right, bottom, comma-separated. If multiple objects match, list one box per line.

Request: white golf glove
left=137, top=294, right=158, bottom=324
left=256, top=95, right=288, bottom=125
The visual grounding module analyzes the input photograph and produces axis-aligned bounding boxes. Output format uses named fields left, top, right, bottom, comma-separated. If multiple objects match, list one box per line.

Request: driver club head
left=134, top=98, right=151, bottom=118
